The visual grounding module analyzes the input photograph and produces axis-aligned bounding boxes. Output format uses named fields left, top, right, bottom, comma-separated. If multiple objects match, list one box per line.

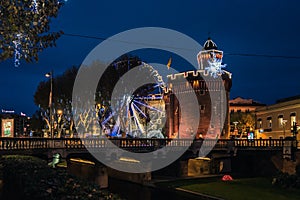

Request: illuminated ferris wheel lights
left=132, top=100, right=164, bottom=113
left=132, top=103, right=147, bottom=118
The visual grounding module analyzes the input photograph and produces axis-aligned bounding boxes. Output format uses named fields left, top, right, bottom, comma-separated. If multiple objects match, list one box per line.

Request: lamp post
left=45, top=70, right=53, bottom=138
left=233, top=121, right=238, bottom=138
left=57, top=109, right=63, bottom=138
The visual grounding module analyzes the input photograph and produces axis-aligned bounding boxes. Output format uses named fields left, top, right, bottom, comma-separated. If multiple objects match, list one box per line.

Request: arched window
left=257, top=118, right=262, bottom=128
left=290, top=113, right=296, bottom=126
left=267, top=116, right=272, bottom=128
left=278, top=115, right=283, bottom=128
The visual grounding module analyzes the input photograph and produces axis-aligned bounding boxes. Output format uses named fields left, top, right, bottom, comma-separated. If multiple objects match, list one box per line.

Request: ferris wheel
left=97, top=62, right=166, bottom=138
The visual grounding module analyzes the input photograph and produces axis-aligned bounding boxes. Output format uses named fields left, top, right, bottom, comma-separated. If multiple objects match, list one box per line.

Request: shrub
left=272, top=171, right=300, bottom=189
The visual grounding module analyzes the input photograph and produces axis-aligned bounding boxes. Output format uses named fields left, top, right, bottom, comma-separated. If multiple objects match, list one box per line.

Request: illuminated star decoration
left=12, top=33, right=23, bottom=68
left=205, top=52, right=227, bottom=78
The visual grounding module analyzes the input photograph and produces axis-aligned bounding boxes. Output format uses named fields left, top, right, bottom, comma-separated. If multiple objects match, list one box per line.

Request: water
left=108, top=178, right=202, bottom=200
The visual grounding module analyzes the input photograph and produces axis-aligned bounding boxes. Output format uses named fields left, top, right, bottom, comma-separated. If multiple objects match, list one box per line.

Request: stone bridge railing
left=0, top=137, right=291, bottom=152
left=0, top=138, right=196, bottom=152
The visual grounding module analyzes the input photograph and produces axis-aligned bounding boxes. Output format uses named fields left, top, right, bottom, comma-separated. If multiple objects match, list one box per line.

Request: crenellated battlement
left=167, top=70, right=203, bottom=80
left=163, top=69, right=232, bottom=95
left=166, top=69, right=232, bottom=81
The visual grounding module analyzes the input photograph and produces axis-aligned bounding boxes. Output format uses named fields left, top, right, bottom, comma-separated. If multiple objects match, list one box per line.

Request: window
left=278, top=115, right=283, bottom=128
left=290, top=113, right=296, bottom=126
left=267, top=116, right=272, bottom=128
left=200, top=105, right=205, bottom=113
left=193, top=80, right=199, bottom=88
left=257, top=118, right=262, bottom=128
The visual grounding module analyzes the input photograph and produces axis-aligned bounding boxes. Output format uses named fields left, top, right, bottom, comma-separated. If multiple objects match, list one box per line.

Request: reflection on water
left=108, top=178, right=202, bottom=200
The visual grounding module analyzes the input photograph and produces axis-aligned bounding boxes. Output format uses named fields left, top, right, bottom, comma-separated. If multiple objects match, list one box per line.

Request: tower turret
left=197, top=38, right=224, bottom=70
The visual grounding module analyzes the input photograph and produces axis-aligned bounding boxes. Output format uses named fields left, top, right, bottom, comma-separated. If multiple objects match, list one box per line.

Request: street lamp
left=57, top=109, right=63, bottom=138
left=57, top=109, right=63, bottom=115
left=233, top=121, right=238, bottom=138
left=45, top=70, right=53, bottom=138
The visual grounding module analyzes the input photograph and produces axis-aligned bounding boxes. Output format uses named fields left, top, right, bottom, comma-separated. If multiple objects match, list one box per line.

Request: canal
left=67, top=157, right=207, bottom=200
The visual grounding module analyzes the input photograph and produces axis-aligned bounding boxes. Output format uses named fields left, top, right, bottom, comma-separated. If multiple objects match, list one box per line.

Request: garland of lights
left=31, top=0, right=39, bottom=13
left=12, top=0, right=39, bottom=67
left=13, top=33, right=23, bottom=67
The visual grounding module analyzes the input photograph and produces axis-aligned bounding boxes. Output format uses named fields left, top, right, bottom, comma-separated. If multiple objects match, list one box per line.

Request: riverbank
left=3, top=155, right=299, bottom=200
left=0, top=155, right=122, bottom=200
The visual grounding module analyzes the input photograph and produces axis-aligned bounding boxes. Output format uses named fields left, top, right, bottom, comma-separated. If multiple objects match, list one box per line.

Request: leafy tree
left=230, top=112, right=255, bottom=136
left=34, top=66, right=77, bottom=137
left=30, top=110, right=45, bottom=133
left=0, top=0, right=64, bottom=63
left=33, top=55, right=142, bottom=137
left=74, top=56, right=142, bottom=137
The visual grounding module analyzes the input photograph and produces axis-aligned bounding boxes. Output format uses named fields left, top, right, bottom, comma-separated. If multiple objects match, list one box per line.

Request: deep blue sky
left=1, top=0, right=300, bottom=116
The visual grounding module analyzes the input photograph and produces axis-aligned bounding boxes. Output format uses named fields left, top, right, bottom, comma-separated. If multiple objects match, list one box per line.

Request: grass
left=179, top=177, right=300, bottom=200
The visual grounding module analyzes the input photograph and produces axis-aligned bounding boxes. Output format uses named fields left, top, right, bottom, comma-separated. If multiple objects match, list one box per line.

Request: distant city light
left=1, top=109, right=15, bottom=114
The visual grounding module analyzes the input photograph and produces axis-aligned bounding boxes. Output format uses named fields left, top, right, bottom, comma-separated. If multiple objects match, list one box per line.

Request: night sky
left=1, top=0, right=300, bottom=116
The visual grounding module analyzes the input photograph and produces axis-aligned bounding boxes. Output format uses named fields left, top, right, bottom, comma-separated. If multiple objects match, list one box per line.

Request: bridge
left=0, top=137, right=294, bottom=159
left=0, top=137, right=298, bottom=185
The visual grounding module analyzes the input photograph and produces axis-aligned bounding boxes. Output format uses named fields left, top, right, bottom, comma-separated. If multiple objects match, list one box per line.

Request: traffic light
left=292, top=122, right=298, bottom=137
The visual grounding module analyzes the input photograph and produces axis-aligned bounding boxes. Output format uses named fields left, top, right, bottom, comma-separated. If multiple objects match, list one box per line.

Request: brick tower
left=164, top=38, right=232, bottom=139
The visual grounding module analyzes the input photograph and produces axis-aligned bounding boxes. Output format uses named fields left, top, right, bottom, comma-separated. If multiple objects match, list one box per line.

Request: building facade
left=164, top=38, right=232, bottom=139
left=255, top=96, right=300, bottom=140
left=0, top=111, right=30, bottom=137
left=229, top=97, right=265, bottom=113
left=229, top=97, right=265, bottom=138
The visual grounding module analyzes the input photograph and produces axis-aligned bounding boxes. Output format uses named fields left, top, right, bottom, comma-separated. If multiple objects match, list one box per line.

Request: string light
left=31, top=0, right=39, bottom=13
left=13, top=33, right=23, bottom=67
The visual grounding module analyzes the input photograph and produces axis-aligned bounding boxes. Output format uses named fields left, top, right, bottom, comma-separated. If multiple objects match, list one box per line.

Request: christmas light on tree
left=31, top=0, right=39, bottom=13
left=7, top=0, right=66, bottom=67
left=13, top=33, right=23, bottom=67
